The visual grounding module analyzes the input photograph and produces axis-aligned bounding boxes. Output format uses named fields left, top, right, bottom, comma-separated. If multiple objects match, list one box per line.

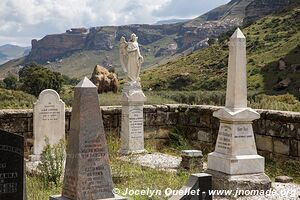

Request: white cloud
left=0, top=0, right=229, bottom=46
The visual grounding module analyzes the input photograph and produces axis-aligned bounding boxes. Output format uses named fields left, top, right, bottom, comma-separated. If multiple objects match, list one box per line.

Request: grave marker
left=0, top=129, right=24, bottom=200
left=30, top=89, right=65, bottom=161
left=207, top=28, right=271, bottom=191
left=50, top=77, right=125, bottom=200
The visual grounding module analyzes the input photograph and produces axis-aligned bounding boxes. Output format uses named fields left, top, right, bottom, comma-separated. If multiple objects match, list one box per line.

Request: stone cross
left=207, top=28, right=271, bottom=192
left=50, top=77, right=125, bottom=200
left=30, top=89, right=65, bottom=161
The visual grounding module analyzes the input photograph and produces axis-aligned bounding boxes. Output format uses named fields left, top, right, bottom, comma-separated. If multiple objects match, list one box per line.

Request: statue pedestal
left=207, top=108, right=271, bottom=192
left=119, top=82, right=147, bottom=155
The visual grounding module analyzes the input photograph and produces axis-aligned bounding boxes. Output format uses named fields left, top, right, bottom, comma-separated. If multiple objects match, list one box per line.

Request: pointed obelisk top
left=231, top=28, right=245, bottom=39
left=75, top=77, right=96, bottom=88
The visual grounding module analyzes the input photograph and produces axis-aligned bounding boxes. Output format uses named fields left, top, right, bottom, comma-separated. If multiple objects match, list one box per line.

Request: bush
left=3, top=74, right=18, bottom=90
left=249, top=94, right=300, bottom=112
left=38, top=138, right=65, bottom=187
left=19, top=63, right=64, bottom=97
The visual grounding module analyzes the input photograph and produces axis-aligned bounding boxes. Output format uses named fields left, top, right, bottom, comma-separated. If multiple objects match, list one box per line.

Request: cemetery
left=0, top=29, right=299, bottom=200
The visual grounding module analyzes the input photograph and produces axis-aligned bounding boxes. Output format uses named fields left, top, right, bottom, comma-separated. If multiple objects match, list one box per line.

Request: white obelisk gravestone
left=30, top=89, right=65, bottom=161
left=207, top=28, right=271, bottom=191
left=50, top=77, right=125, bottom=200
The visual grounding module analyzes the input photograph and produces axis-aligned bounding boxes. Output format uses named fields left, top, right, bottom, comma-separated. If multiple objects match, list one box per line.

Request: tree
left=19, top=63, right=63, bottom=97
left=3, top=73, right=18, bottom=90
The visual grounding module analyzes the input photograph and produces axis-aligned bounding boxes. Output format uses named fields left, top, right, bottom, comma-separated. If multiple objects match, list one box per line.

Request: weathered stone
left=206, top=170, right=271, bottom=193
left=290, top=140, right=298, bottom=157
left=90, top=65, right=119, bottom=94
left=166, top=112, right=179, bottom=125
left=181, top=154, right=203, bottom=172
left=0, top=118, right=29, bottom=134
left=31, top=89, right=65, bottom=161
left=155, top=111, right=168, bottom=126
left=253, top=119, right=266, bottom=135
left=199, top=114, right=211, bottom=128
left=255, top=135, right=272, bottom=152
left=197, top=129, right=212, bottom=142
left=275, top=176, right=293, bottom=183
left=50, top=77, right=117, bottom=200
left=298, top=141, right=300, bottom=157
left=273, top=138, right=290, bottom=155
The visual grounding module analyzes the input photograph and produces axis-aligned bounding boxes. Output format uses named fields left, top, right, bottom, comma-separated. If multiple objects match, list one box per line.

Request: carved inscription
left=235, top=125, right=252, bottom=138
left=216, top=125, right=232, bottom=153
left=39, top=103, right=60, bottom=121
left=129, top=106, right=143, bottom=139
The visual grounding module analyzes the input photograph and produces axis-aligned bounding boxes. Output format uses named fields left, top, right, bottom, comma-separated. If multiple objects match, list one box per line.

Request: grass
left=0, top=88, right=36, bottom=109
left=26, top=133, right=300, bottom=199
left=2, top=86, right=300, bottom=112
left=26, top=134, right=190, bottom=200
left=265, top=158, right=300, bottom=184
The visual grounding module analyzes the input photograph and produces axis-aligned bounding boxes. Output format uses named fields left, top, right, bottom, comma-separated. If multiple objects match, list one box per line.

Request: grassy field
left=1, top=86, right=300, bottom=112
left=26, top=134, right=300, bottom=200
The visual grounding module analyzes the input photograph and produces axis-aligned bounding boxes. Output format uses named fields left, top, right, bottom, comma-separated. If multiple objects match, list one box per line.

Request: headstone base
left=206, top=169, right=271, bottom=195
left=50, top=194, right=127, bottom=200
left=208, top=152, right=264, bottom=174
left=28, top=154, right=41, bottom=162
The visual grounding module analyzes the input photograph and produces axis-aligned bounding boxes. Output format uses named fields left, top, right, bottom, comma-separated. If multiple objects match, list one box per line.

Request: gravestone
left=30, top=89, right=65, bottom=161
left=119, top=83, right=146, bottom=154
left=50, top=77, right=125, bottom=200
left=0, top=129, right=24, bottom=200
left=118, top=34, right=147, bottom=155
left=206, top=28, right=271, bottom=191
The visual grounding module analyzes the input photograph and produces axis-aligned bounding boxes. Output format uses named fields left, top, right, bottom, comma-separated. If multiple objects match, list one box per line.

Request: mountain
left=154, top=19, right=190, bottom=25
left=0, top=0, right=296, bottom=79
left=141, top=5, right=300, bottom=100
left=0, top=44, right=30, bottom=64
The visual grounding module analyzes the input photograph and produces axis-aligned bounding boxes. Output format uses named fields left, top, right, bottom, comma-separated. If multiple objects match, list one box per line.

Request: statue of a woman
left=119, top=33, right=143, bottom=82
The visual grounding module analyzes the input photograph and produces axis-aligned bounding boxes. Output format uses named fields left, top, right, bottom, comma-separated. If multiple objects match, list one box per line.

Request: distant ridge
left=0, top=44, right=30, bottom=64
left=154, top=19, right=190, bottom=25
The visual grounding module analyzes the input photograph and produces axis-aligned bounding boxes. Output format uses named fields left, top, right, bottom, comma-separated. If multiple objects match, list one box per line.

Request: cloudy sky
left=0, top=0, right=230, bottom=46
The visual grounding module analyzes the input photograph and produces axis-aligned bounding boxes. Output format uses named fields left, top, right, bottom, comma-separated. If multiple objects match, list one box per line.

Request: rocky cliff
left=1, top=0, right=296, bottom=78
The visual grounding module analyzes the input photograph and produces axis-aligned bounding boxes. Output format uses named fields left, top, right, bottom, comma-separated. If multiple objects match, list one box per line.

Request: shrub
left=3, top=74, right=18, bottom=90
left=19, top=63, right=64, bottom=97
left=38, top=138, right=65, bottom=187
left=249, top=94, right=300, bottom=112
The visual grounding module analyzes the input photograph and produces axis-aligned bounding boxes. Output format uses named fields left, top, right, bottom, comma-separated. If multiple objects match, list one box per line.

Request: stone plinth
left=119, top=81, right=146, bottom=155
left=50, top=77, right=124, bottom=200
left=30, top=89, right=65, bottom=161
left=180, top=150, right=203, bottom=172
left=207, top=28, right=270, bottom=192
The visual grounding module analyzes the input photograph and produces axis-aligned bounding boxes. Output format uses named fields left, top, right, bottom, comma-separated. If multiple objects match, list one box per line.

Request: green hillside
left=141, top=6, right=300, bottom=99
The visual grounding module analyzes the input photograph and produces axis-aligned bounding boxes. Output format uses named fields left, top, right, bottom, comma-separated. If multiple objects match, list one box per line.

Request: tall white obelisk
left=207, top=28, right=271, bottom=192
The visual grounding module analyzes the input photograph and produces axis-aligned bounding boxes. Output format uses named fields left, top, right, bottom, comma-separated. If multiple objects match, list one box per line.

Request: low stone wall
left=0, top=104, right=299, bottom=161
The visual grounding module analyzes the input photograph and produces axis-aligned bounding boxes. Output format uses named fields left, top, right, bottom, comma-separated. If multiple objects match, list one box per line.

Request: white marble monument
left=207, top=28, right=271, bottom=191
left=30, top=89, right=65, bottom=161
left=119, top=34, right=147, bottom=154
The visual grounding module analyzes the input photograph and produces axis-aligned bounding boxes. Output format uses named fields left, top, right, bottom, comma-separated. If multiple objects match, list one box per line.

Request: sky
left=0, top=0, right=230, bottom=47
